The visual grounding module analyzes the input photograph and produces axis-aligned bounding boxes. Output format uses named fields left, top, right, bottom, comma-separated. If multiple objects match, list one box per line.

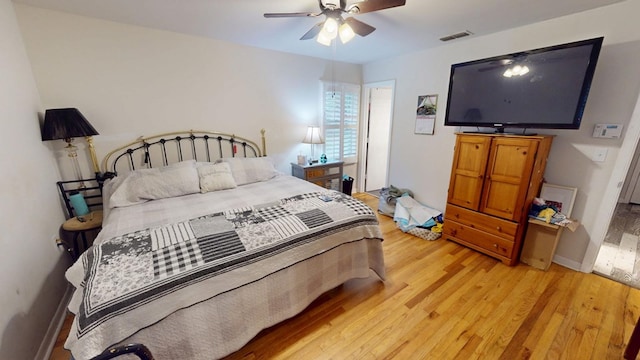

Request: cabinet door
left=480, top=138, right=538, bottom=220
left=447, top=135, right=491, bottom=210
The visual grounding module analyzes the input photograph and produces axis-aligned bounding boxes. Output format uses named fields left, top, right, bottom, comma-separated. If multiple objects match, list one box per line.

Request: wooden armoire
left=443, top=133, right=554, bottom=265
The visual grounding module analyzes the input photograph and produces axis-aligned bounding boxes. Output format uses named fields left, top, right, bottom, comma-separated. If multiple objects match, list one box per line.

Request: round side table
left=61, top=210, right=103, bottom=260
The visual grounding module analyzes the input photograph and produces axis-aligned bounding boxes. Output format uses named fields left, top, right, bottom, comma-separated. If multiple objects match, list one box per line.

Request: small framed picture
left=540, top=183, right=577, bottom=217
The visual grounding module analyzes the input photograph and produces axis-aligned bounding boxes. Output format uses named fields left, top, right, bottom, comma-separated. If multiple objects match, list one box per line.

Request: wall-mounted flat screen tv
left=443, top=37, right=604, bottom=132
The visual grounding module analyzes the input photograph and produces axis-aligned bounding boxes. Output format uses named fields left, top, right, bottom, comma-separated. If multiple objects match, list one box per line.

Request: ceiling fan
left=264, top=0, right=406, bottom=46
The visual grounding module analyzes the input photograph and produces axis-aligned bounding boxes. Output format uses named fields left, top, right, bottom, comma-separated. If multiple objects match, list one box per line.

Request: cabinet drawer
left=306, top=169, right=326, bottom=178
left=443, top=220, right=514, bottom=259
left=445, top=204, right=517, bottom=240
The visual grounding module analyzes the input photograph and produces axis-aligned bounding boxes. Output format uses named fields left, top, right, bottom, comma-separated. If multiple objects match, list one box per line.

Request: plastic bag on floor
left=393, top=196, right=442, bottom=232
left=378, top=185, right=413, bottom=217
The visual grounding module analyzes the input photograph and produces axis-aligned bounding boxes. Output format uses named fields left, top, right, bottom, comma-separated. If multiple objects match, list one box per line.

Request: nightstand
left=61, top=210, right=103, bottom=260
left=291, top=161, right=344, bottom=192
left=57, top=179, right=104, bottom=260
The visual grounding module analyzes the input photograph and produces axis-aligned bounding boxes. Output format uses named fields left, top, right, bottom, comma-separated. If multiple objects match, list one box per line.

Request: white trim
left=553, top=254, right=583, bottom=272
left=581, top=90, right=640, bottom=273
left=35, top=284, right=73, bottom=360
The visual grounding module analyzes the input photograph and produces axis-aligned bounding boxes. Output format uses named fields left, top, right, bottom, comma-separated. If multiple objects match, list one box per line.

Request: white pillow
left=109, top=163, right=200, bottom=208
left=198, top=162, right=237, bottom=193
left=219, top=157, right=277, bottom=186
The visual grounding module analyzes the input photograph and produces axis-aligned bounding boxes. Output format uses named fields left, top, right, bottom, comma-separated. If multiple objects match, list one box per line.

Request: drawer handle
left=493, top=244, right=498, bottom=249
left=496, top=226, right=502, bottom=231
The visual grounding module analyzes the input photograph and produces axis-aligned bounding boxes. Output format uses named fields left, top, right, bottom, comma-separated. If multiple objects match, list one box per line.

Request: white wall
left=14, top=4, right=362, bottom=178
left=0, top=1, right=70, bottom=358
left=10, top=4, right=361, bottom=357
left=363, top=0, right=640, bottom=269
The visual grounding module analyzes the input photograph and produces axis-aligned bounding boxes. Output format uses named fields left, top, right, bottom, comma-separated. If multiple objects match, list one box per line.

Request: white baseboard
left=552, top=254, right=584, bottom=272
left=35, top=284, right=73, bottom=360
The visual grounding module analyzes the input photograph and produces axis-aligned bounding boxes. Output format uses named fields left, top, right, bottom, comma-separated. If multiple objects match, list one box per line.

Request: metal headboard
left=101, top=129, right=266, bottom=176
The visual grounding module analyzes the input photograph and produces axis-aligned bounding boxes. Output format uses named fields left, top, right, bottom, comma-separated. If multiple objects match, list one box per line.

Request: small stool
left=61, top=210, right=103, bottom=260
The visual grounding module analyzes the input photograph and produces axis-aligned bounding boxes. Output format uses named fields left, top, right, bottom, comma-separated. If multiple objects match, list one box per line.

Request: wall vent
left=440, top=30, right=473, bottom=42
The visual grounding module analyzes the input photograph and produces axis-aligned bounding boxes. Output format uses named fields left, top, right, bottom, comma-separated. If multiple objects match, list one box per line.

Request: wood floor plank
left=49, top=193, right=640, bottom=360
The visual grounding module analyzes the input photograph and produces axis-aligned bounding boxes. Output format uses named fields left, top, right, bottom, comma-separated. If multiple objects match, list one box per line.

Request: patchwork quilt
left=66, top=189, right=383, bottom=358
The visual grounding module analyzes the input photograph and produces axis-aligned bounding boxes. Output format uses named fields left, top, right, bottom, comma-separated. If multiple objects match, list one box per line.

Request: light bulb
left=316, top=30, right=331, bottom=46
left=322, top=18, right=338, bottom=39
left=339, top=23, right=355, bottom=44
left=503, top=69, right=513, bottom=78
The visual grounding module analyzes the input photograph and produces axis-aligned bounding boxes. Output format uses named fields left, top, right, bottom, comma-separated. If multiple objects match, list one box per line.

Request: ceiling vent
left=440, top=30, right=473, bottom=42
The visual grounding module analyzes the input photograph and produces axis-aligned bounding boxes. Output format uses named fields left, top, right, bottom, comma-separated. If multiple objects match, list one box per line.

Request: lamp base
left=64, top=139, right=85, bottom=188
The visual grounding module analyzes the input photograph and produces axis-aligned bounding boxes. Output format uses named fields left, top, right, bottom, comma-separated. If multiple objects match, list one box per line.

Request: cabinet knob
left=496, top=226, right=502, bottom=231
left=493, top=244, right=498, bottom=248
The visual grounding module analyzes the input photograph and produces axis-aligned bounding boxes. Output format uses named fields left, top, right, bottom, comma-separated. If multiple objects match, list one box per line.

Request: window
left=322, top=81, right=360, bottom=163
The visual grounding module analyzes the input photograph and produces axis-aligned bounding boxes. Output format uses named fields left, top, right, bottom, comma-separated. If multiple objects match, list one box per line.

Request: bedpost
left=86, top=135, right=100, bottom=175
left=261, top=129, right=267, bottom=156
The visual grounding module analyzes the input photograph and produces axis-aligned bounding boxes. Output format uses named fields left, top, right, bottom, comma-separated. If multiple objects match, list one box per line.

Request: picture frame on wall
left=415, top=94, right=437, bottom=135
left=540, top=183, right=578, bottom=217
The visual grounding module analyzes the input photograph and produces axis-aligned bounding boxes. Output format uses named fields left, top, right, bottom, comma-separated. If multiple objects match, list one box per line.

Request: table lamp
left=302, top=126, right=324, bottom=165
left=41, top=108, right=99, bottom=184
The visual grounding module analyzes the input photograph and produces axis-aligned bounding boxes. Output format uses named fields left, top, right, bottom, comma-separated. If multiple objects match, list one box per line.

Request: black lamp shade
left=41, top=108, right=98, bottom=141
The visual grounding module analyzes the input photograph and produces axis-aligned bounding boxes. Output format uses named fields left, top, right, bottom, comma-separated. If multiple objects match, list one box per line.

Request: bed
left=64, top=130, right=385, bottom=359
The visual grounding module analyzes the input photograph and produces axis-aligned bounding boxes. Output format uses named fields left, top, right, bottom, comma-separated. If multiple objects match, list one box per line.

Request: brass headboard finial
left=86, top=135, right=100, bottom=174
left=261, top=128, right=267, bottom=156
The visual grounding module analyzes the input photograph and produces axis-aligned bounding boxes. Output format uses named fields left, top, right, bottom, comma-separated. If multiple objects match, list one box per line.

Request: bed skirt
left=103, top=238, right=384, bottom=359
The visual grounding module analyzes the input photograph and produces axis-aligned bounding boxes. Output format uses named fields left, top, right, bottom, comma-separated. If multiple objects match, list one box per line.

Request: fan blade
left=264, top=12, right=319, bottom=18
left=301, top=22, right=324, bottom=40
left=348, top=0, right=406, bottom=14
left=344, top=17, right=376, bottom=37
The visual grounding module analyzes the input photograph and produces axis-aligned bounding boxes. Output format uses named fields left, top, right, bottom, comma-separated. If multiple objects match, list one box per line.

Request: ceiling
left=13, top=0, right=625, bottom=64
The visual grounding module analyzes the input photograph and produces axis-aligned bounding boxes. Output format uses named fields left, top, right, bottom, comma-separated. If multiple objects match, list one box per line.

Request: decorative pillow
left=219, top=157, right=278, bottom=186
left=109, top=163, right=200, bottom=208
left=198, top=162, right=237, bottom=193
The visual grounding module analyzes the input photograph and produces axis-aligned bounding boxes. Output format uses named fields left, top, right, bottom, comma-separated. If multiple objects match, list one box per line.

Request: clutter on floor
left=378, top=185, right=414, bottom=217
left=393, top=194, right=443, bottom=241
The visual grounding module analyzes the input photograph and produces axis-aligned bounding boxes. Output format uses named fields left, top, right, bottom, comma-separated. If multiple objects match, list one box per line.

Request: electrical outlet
left=592, top=147, right=608, bottom=162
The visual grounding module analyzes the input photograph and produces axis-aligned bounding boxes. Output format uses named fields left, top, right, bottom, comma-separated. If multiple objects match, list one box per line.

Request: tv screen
left=443, top=37, right=603, bottom=132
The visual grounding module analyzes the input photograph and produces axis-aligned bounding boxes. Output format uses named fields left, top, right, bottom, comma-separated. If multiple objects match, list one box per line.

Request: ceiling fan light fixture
left=322, top=17, right=339, bottom=39
left=339, top=23, right=355, bottom=44
left=316, top=31, right=332, bottom=46
left=265, top=0, right=407, bottom=45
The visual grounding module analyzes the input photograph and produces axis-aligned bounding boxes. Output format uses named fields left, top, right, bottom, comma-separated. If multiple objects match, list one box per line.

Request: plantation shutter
left=322, top=81, right=360, bottom=163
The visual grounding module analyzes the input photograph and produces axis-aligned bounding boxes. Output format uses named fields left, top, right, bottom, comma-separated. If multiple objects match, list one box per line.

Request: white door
left=364, top=86, right=393, bottom=191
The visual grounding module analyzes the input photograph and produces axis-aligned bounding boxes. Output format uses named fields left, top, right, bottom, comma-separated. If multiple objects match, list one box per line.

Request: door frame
left=581, top=91, right=640, bottom=272
left=620, top=144, right=640, bottom=204
left=358, top=80, right=395, bottom=193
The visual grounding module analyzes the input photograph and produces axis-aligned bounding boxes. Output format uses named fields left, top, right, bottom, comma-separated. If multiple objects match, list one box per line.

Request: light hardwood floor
left=51, top=193, right=640, bottom=360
